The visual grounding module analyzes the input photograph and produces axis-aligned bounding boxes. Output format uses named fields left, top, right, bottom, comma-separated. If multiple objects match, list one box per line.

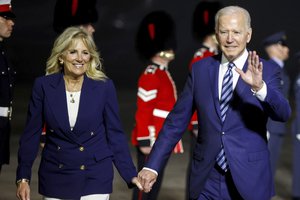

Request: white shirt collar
left=220, top=49, right=248, bottom=70
left=271, top=57, right=284, bottom=68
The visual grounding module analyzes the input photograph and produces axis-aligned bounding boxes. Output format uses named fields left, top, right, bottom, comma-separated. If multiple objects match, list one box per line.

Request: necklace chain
left=64, top=77, right=82, bottom=104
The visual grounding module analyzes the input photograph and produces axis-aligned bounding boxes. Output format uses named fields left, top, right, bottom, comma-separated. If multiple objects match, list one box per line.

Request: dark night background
left=6, top=0, right=300, bottom=92
left=1, top=1, right=299, bottom=199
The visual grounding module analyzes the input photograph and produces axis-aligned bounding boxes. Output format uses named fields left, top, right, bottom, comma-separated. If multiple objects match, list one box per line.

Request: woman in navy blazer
left=16, top=27, right=142, bottom=200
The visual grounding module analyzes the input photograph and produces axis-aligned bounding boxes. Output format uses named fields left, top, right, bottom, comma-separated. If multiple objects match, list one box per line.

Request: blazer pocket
left=94, top=150, right=113, bottom=162
left=248, top=149, right=268, bottom=162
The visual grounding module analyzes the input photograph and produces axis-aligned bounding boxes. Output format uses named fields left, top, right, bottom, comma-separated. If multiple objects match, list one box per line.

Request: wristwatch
left=16, top=179, right=30, bottom=186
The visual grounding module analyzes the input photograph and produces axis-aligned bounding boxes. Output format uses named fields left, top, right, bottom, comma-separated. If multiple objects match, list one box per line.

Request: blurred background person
left=16, top=27, right=142, bottom=200
left=0, top=0, right=16, bottom=174
left=185, top=1, right=221, bottom=199
left=131, top=10, right=183, bottom=200
left=292, top=51, right=300, bottom=200
left=189, top=1, right=221, bottom=68
left=262, top=31, right=290, bottom=178
left=53, top=0, right=98, bottom=35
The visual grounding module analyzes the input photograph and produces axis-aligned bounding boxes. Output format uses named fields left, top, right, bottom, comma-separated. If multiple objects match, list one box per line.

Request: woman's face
left=62, top=39, right=91, bottom=78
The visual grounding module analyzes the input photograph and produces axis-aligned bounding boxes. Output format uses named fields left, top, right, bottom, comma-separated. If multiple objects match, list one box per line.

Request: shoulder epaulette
left=144, top=65, right=158, bottom=74
left=194, top=47, right=207, bottom=58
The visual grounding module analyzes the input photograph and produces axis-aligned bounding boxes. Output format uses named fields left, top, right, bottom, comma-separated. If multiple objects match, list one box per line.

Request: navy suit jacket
left=145, top=54, right=291, bottom=200
left=267, top=59, right=290, bottom=134
left=16, top=73, right=136, bottom=199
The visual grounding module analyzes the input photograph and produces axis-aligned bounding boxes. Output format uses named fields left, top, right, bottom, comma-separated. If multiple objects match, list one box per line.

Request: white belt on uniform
left=0, top=106, right=12, bottom=119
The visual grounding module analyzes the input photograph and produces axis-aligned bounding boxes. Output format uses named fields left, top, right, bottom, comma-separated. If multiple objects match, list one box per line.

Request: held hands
left=235, top=51, right=264, bottom=91
left=132, top=177, right=144, bottom=191
left=16, top=182, right=30, bottom=200
left=137, top=169, right=158, bottom=193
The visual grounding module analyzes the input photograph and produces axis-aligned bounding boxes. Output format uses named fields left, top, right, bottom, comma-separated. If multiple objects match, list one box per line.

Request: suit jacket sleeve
left=16, top=77, right=44, bottom=181
left=145, top=72, right=195, bottom=172
left=262, top=61, right=291, bottom=122
left=104, top=80, right=137, bottom=187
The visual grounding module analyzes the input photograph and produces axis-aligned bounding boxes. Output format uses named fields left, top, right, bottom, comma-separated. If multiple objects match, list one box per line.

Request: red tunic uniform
left=132, top=63, right=183, bottom=153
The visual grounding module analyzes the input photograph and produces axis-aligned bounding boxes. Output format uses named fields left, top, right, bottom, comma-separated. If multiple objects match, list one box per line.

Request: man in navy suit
left=137, top=6, right=291, bottom=200
left=262, top=31, right=290, bottom=178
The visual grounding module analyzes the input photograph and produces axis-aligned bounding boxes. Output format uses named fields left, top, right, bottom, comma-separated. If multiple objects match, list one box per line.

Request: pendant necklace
left=70, top=93, right=75, bottom=103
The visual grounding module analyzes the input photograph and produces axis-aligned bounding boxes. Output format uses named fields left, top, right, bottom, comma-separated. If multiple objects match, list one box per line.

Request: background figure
left=292, top=52, right=300, bottom=200
left=16, top=27, right=141, bottom=200
left=131, top=10, right=183, bottom=200
left=262, top=31, right=290, bottom=177
left=53, top=0, right=97, bottom=35
left=0, top=0, right=16, bottom=173
left=137, top=6, right=291, bottom=200
left=185, top=1, right=221, bottom=199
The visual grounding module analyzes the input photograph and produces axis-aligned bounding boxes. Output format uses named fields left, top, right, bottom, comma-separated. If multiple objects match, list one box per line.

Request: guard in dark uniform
left=132, top=11, right=183, bottom=200
left=53, top=0, right=98, bottom=35
left=0, top=0, right=16, bottom=173
left=262, top=31, right=290, bottom=177
left=292, top=52, right=300, bottom=200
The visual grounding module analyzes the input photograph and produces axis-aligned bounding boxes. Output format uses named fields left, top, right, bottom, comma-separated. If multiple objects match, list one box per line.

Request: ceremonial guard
left=53, top=0, right=98, bottom=35
left=262, top=31, right=290, bottom=177
left=131, top=10, right=183, bottom=200
left=189, top=1, right=221, bottom=69
left=0, top=0, right=16, bottom=173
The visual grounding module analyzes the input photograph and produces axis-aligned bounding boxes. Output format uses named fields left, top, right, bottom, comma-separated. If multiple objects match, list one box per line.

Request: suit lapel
left=234, top=61, right=248, bottom=97
left=224, top=61, right=249, bottom=124
left=209, top=56, right=222, bottom=122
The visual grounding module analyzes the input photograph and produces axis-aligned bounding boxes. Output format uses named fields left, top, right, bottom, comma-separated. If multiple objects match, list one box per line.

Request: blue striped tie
left=216, top=62, right=234, bottom=172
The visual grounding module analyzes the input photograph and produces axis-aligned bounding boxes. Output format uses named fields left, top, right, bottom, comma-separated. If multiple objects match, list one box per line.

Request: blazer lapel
left=72, top=75, right=98, bottom=135
left=46, top=73, right=79, bottom=142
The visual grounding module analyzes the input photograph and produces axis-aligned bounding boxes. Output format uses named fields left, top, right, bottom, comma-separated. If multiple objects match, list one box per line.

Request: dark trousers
left=132, top=147, right=164, bottom=200
left=186, top=133, right=197, bottom=200
left=197, top=165, right=243, bottom=200
left=0, top=117, right=10, bottom=170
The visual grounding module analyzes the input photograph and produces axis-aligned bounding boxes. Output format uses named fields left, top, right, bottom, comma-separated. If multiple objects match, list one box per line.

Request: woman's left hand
left=132, top=177, right=144, bottom=191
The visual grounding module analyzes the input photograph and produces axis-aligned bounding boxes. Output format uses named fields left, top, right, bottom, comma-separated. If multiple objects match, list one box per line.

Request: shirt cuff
left=143, top=167, right=158, bottom=176
left=251, top=81, right=267, bottom=101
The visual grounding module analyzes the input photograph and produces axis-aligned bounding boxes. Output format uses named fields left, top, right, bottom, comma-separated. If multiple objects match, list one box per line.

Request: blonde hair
left=46, top=26, right=107, bottom=81
left=215, top=6, right=251, bottom=30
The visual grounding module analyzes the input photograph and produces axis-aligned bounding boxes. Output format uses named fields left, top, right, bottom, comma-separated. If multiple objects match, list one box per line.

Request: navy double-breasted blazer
left=16, top=73, right=137, bottom=199
left=145, top=54, right=291, bottom=200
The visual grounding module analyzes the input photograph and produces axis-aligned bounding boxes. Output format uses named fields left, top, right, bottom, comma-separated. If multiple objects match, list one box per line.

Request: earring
left=59, top=60, right=64, bottom=65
